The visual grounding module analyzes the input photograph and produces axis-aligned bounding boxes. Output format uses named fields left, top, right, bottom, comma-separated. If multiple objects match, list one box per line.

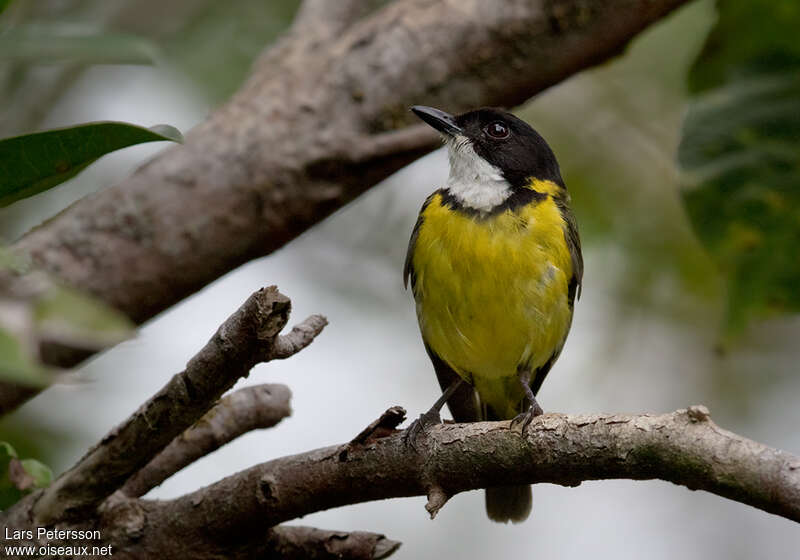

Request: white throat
left=445, top=135, right=512, bottom=212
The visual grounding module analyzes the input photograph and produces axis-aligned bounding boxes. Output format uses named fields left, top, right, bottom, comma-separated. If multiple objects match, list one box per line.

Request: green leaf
left=0, top=441, right=21, bottom=509
left=0, top=327, right=50, bottom=387
left=0, top=443, right=53, bottom=509
left=0, top=24, right=159, bottom=64
left=0, top=121, right=183, bottom=207
left=19, top=458, right=52, bottom=489
left=678, top=0, right=800, bottom=336
left=33, top=284, right=134, bottom=350
left=0, top=0, right=12, bottom=16
left=0, top=442, right=18, bottom=460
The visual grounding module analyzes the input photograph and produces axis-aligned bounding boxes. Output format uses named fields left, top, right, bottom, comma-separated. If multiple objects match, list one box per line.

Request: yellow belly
left=411, top=186, right=574, bottom=419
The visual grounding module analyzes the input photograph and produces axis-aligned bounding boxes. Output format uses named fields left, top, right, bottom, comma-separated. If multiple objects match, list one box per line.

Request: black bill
left=410, top=105, right=462, bottom=136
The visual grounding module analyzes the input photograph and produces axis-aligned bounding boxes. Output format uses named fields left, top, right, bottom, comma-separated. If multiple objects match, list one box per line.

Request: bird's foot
left=403, top=409, right=442, bottom=449
left=510, top=401, right=544, bottom=436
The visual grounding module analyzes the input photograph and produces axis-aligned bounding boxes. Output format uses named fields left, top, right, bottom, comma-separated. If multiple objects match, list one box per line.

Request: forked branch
left=26, top=287, right=326, bottom=524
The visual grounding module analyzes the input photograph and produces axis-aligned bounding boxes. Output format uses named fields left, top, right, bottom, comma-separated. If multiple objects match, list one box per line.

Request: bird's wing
left=425, top=343, right=480, bottom=422
left=403, top=191, right=439, bottom=291
left=555, top=193, right=583, bottom=305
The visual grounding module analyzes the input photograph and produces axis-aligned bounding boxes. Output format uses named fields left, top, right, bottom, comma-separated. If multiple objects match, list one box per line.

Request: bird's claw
left=403, top=409, right=442, bottom=449
left=510, top=402, right=543, bottom=436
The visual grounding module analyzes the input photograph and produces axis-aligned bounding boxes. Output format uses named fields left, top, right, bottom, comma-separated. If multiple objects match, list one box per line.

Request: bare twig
left=7, top=0, right=691, bottom=414
left=28, top=287, right=325, bottom=524
left=121, top=383, right=292, bottom=498
left=272, top=315, right=329, bottom=359
left=338, top=406, right=406, bottom=462
left=349, top=406, right=406, bottom=446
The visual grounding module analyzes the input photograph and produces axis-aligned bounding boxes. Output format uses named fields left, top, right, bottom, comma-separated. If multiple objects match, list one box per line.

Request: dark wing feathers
left=403, top=192, right=438, bottom=291
left=554, top=193, right=583, bottom=306
left=425, top=343, right=480, bottom=422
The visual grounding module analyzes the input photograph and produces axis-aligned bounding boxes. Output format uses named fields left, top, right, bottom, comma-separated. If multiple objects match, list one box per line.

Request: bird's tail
left=485, top=485, right=532, bottom=523
left=427, top=347, right=533, bottom=523
left=481, top=401, right=532, bottom=523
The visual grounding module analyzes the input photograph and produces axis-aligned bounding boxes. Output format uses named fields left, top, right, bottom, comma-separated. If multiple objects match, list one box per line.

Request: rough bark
left=29, top=287, right=326, bottom=524
left=261, top=526, right=401, bottom=560
left=136, top=406, right=800, bottom=536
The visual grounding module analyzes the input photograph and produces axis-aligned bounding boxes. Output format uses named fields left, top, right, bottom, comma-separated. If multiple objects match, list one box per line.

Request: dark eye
left=485, top=121, right=510, bottom=139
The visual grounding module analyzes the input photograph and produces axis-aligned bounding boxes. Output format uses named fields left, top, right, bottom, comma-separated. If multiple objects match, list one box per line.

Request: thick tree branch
left=93, top=406, right=799, bottom=555
left=121, top=383, right=292, bottom=498
left=9, top=0, right=689, bottom=385
left=27, top=287, right=325, bottom=524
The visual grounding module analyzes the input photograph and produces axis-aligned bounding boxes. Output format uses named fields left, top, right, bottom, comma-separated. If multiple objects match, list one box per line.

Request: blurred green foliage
left=687, top=1, right=800, bottom=92
left=160, top=0, right=300, bottom=103
left=0, top=24, right=160, bottom=64
left=0, top=248, right=134, bottom=388
left=0, top=0, right=300, bottom=137
left=0, top=440, right=52, bottom=509
left=0, top=276, right=136, bottom=387
left=32, top=282, right=135, bottom=352
left=0, top=122, right=182, bottom=207
left=679, top=0, right=800, bottom=336
left=0, top=327, right=49, bottom=388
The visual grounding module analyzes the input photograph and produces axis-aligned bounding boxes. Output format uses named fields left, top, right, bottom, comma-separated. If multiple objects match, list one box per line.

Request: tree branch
left=9, top=0, right=689, bottom=386
left=291, top=0, right=381, bottom=42
left=271, top=317, right=332, bottom=359
left=264, top=525, right=401, bottom=560
left=96, top=406, right=799, bottom=555
left=27, top=287, right=325, bottom=524
left=339, top=405, right=407, bottom=461
left=121, top=383, right=292, bottom=498
left=5, top=407, right=797, bottom=556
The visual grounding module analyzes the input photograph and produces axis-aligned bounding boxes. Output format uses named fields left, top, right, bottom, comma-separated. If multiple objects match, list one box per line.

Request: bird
left=404, top=105, right=582, bottom=523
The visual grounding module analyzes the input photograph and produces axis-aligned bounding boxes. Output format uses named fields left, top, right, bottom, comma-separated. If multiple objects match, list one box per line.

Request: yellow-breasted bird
left=404, top=106, right=582, bottom=523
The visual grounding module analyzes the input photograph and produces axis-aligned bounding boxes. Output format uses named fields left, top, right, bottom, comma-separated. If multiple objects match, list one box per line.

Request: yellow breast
left=410, top=180, right=574, bottom=418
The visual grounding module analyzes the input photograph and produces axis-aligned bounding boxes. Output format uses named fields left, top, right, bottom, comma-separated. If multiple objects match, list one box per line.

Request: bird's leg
left=404, top=379, right=463, bottom=448
left=510, top=369, right=543, bottom=435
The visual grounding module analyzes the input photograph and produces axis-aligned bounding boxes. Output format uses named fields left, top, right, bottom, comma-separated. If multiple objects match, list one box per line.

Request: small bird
left=404, top=106, right=582, bottom=523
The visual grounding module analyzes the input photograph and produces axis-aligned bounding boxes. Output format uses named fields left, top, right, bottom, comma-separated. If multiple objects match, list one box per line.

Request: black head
left=411, top=106, right=564, bottom=189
